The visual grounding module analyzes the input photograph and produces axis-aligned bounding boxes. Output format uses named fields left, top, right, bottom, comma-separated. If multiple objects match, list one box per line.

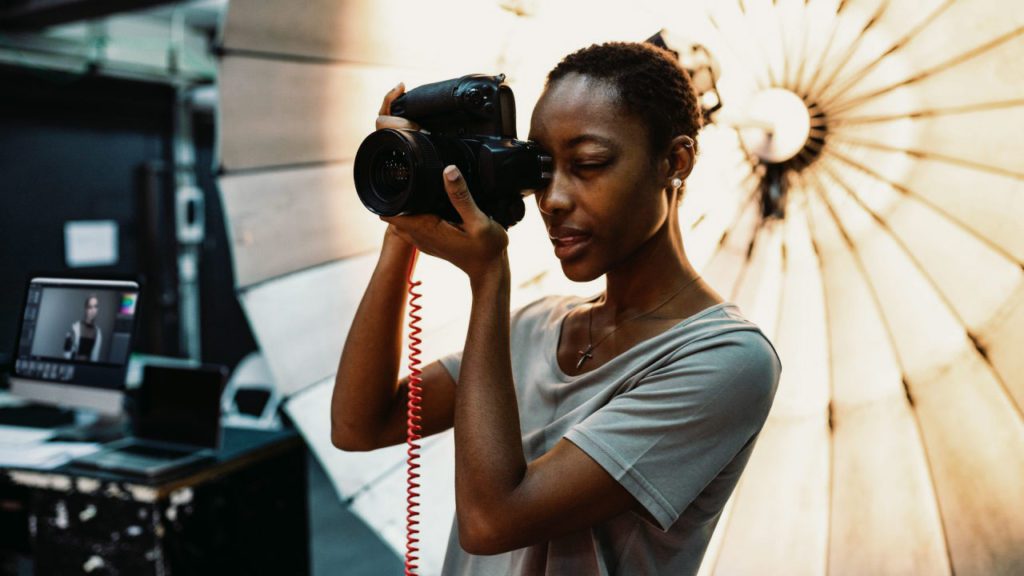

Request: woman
left=64, top=294, right=102, bottom=362
left=332, top=42, right=781, bottom=575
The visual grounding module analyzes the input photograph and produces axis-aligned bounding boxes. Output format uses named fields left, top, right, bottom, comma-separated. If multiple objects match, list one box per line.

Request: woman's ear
left=667, top=135, right=697, bottom=184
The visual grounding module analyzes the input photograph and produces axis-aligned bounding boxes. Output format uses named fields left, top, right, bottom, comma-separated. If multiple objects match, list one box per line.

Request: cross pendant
left=576, top=345, right=594, bottom=370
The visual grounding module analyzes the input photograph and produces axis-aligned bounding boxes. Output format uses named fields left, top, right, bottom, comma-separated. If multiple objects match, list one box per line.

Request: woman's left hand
left=382, top=165, right=509, bottom=282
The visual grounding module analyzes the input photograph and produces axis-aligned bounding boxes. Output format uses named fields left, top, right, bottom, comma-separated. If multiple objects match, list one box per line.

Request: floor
left=306, top=449, right=404, bottom=575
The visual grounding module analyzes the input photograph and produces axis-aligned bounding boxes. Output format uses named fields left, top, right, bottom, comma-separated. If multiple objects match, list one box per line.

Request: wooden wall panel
left=220, top=56, right=419, bottom=171
left=240, top=255, right=376, bottom=396
left=223, top=0, right=508, bottom=71
left=220, top=162, right=384, bottom=289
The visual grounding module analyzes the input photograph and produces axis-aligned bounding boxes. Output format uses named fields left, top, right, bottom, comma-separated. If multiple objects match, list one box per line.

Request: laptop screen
left=135, top=364, right=226, bottom=449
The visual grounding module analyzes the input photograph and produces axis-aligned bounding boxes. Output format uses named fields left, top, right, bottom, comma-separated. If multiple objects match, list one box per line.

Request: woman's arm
left=91, top=329, right=101, bottom=362
left=330, top=83, right=457, bottom=452
left=331, top=228, right=459, bottom=451
left=383, top=168, right=644, bottom=555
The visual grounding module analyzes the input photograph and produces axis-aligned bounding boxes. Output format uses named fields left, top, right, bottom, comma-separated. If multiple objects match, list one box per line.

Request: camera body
left=353, top=74, right=551, bottom=228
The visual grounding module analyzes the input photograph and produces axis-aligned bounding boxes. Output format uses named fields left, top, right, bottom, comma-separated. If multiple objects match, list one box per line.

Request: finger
left=382, top=215, right=454, bottom=257
left=382, top=214, right=444, bottom=238
left=378, top=82, right=405, bottom=116
left=382, top=219, right=417, bottom=246
left=375, top=115, right=421, bottom=131
left=443, top=166, right=487, bottom=229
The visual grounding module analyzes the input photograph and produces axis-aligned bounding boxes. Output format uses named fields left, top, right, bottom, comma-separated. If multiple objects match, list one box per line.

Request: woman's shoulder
left=657, top=302, right=782, bottom=380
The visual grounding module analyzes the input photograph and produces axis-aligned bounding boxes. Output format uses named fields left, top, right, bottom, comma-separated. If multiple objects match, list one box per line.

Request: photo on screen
left=29, top=287, right=127, bottom=363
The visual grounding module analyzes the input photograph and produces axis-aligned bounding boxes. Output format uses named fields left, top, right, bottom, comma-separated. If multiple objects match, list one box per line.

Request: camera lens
left=372, top=149, right=411, bottom=200
left=354, top=129, right=443, bottom=217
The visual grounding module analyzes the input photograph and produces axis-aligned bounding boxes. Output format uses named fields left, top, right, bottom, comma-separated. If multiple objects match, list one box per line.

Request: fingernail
left=444, top=165, right=461, bottom=182
left=395, top=82, right=404, bottom=91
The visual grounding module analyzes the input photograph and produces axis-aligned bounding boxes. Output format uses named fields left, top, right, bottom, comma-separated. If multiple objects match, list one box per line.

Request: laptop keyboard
left=119, top=444, right=194, bottom=459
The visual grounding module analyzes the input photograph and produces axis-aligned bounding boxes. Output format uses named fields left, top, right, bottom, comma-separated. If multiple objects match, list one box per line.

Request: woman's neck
left=600, top=217, right=699, bottom=320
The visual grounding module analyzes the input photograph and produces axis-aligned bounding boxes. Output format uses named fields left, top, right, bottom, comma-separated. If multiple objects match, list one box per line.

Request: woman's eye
left=574, top=160, right=609, bottom=170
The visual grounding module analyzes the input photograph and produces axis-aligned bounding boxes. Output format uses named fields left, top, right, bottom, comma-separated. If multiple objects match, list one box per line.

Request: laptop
left=71, top=364, right=227, bottom=478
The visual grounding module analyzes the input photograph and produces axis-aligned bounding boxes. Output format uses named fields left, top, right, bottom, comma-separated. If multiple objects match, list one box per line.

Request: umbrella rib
left=686, top=157, right=756, bottom=233
left=829, top=99, right=1024, bottom=126
left=825, top=146, right=1023, bottom=267
left=796, top=170, right=838, bottom=573
left=796, top=172, right=834, bottom=421
left=774, top=0, right=792, bottom=90
left=828, top=134, right=1024, bottom=181
left=753, top=5, right=781, bottom=87
left=800, top=0, right=852, bottom=98
left=707, top=173, right=760, bottom=249
left=789, top=0, right=813, bottom=91
left=827, top=24, right=1024, bottom=115
left=817, top=0, right=956, bottom=109
left=729, top=0, right=778, bottom=87
left=720, top=187, right=764, bottom=303
left=805, top=0, right=891, bottom=105
left=805, top=175, right=958, bottom=575
left=819, top=155, right=1024, bottom=422
left=818, top=159, right=971, bottom=332
left=706, top=9, right=769, bottom=91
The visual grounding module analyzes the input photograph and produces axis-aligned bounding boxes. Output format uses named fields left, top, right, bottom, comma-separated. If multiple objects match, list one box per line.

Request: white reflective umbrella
left=217, top=1, right=1024, bottom=574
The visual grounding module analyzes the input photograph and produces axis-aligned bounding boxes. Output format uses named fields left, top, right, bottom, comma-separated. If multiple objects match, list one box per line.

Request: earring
left=671, top=177, right=683, bottom=190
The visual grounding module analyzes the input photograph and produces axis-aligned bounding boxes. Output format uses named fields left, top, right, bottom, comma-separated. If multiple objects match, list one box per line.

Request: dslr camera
left=354, top=74, right=551, bottom=228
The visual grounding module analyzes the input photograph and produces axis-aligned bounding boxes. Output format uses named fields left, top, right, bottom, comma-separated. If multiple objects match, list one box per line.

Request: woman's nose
left=536, top=172, right=572, bottom=216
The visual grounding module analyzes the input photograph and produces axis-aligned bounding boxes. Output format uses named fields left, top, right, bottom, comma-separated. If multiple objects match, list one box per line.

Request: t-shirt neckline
left=550, top=297, right=735, bottom=381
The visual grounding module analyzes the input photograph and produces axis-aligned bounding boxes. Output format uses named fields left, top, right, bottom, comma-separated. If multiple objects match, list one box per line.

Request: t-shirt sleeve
left=437, top=349, right=463, bottom=383
left=564, top=329, right=781, bottom=531
left=434, top=295, right=558, bottom=385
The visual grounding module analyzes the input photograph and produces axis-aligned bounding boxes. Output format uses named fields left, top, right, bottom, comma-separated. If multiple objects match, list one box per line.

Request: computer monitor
left=9, top=277, right=141, bottom=416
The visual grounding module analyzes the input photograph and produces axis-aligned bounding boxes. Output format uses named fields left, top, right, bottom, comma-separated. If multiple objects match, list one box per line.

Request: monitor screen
left=10, top=277, right=140, bottom=415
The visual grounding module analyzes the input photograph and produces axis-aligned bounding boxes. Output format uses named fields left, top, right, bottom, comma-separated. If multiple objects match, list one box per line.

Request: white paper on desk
left=0, top=442, right=100, bottom=470
left=64, top=220, right=119, bottom=268
left=0, top=425, right=58, bottom=445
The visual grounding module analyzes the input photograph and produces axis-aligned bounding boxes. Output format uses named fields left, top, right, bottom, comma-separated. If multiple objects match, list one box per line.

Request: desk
left=2, top=427, right=308, bottom=576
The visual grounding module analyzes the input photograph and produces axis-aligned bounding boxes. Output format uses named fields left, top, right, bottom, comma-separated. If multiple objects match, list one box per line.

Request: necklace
left=576, top=275, right=702, bottom=370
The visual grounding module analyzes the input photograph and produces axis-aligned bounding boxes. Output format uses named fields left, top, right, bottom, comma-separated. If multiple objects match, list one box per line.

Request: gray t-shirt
left=438, top=295, right=781, bottom=576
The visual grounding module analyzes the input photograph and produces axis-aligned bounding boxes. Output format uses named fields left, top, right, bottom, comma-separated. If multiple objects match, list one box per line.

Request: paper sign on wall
left=64, top=220, right=119, bottom=268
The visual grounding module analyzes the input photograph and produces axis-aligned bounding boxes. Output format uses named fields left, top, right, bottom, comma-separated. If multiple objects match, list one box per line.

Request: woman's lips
left=549, top=227, right=592, bottom=260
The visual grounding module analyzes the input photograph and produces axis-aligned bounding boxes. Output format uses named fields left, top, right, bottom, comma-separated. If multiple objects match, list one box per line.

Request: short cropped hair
left=546, top=42, right=702, bottom=154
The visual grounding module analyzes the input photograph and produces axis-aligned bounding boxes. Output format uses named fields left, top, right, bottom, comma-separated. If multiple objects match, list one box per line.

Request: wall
left=0, top=64, right=256, bottom=375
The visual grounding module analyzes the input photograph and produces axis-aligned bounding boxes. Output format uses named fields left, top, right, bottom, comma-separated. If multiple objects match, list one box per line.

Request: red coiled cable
left=404, top=249, right=424, bottom=575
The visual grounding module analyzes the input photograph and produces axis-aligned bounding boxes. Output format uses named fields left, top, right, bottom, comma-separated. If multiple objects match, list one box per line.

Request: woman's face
left=85, top=297, right=99, bottom=323
left=528, top=73, right=673, bottom=282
